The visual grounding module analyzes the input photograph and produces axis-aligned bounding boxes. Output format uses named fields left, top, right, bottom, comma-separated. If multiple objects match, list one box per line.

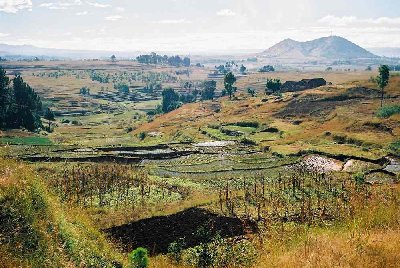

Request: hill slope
left=260, top=36, right=377, bottom=60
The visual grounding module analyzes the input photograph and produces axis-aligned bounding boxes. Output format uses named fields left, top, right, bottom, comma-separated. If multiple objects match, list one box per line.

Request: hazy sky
left=0, top=0, right=399, bottom=52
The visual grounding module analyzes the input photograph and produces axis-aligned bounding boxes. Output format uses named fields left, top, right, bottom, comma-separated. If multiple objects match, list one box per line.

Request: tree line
left=136, top=52, right=190, bottom=67
left=0, top=67, right=43, bottom=131
left=160, top=80, right=216, bottom=114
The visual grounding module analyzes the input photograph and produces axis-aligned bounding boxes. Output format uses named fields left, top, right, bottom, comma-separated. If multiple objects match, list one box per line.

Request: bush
left=240, top=137, right=257, bottom=145
left=168, top=238, right=186, bottom=264
left=377, top=105, right=400, bottom=118
left=389, top=140, right=400, bottom=155
left=129, top=247, right=149, bottom=268
left=353, top=172, right=365, bottom=184
left=138, top=132, right=146, bottom=140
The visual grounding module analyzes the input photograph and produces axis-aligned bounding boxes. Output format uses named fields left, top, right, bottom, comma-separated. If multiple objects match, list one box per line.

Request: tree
left=265, top=78, right=281, bottom=94
left=111, top=55, right=116, bottom=62
left=240, top=64, right=247, bottom=75
left=247, top=87, right=256, bottom=97
left=0, top=69, right=42, bottom=131
left=259, top=65, right=275, bottom=73
left=162, top=88, right=180, bottom=113
left=79, top=87, right=90, bottom=95
left=377, top=65, right=390, bottom=107
left=183, top=57, right=190, bottom=67
left=12, top=75, right=42, bottom=131
left=201, top=80, right=216, bottom=100
left=44, top=108, right=55, bottom=130
left=224, top=72, right=237, bottom=99
left=0, top=67, right=11, bottom=128
left=129, top=247, right=148, bottom=268
left=114, top=83, right=129, bottom=94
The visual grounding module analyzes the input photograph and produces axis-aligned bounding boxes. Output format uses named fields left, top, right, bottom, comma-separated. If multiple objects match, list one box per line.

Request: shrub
left=376, top=105, right=400, bottom=118
left=129, top=247, right=148, bottom=268
left=240, top=137, right=257, bottom=145
left=389, top=140, right=400, bottom=155
left=168, top=238, right=186, bottom=264
left=353, top=172, right=365, bottom=184
left=138, top=132, right=146, bottom=140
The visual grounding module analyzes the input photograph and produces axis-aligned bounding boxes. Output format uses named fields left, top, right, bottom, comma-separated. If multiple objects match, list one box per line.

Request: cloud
left=216, top=9, right=236, bottom=17
left=105, top=15, right=122, bottom=21
left=319, top=15, right=400, bottom=27
left=0, top=32, right=10, bottom=37
left=0, top=0, right=32, bottom=13
left=76, top=11, right=87, bottom=15
left=153, top=19, right=190, bottom=24
left=40, top=0, right=82, bottom=10
left=114, top=6, right=124, bottom=12
left=86, top=1, right=110, bottom=8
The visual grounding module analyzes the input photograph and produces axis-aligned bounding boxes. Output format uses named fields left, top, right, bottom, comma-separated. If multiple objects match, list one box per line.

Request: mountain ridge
left=260, top=36, right=377, bottom=60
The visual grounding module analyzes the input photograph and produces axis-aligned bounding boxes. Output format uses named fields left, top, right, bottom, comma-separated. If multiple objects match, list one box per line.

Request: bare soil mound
left=105, top=207, right=256, bottom=255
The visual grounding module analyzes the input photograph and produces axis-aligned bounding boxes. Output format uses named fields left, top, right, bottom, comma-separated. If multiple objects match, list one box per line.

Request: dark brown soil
left=104, top=207, right=257, bottom=255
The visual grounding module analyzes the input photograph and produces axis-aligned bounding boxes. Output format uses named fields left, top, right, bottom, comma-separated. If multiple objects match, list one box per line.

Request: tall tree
left=201, top=80, right=216, bottom=100
left=44, top=108, right=55, bottom=130
left=265, top=78, right=281, bottom=94
left=162, top=88, right=180, bottom=113
left=240, top=64, right=247, bottom=75
left=377, top=65, right=390, bottom=107
left=0, top=67, right=11, bottom=128
left=224, top=72, right=237, bottom=99
left=12, top=75, right=42, bottom=131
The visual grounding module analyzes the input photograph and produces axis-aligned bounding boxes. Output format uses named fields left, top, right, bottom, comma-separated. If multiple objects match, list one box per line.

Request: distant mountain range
left=367, top=47, right=400, bottom=58
left=260, top=36, right=378, bottom=60
left=0, top=44, right=141, bottom=60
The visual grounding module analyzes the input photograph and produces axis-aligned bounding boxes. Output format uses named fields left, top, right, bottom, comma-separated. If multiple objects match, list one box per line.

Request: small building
left=281, top=78, right=326, bottom=92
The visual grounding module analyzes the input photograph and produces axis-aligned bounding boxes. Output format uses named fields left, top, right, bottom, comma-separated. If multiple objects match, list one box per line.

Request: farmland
left=1, top=59, right=399, bottom=268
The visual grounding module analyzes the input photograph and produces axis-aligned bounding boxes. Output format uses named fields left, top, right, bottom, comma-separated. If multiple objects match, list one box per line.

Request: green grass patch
left=0, top=136, right=53, bottom=145
left=377, top=105, right=400, bottom=118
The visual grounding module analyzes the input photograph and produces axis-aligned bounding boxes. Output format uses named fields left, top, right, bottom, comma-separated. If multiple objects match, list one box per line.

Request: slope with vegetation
left=0, top=159, right=125, bottom=267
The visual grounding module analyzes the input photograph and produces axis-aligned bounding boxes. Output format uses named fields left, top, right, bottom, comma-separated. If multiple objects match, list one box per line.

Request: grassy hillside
left=134, top=75, right=400, bottom=159
left=0, top=158, right=125, bottom=267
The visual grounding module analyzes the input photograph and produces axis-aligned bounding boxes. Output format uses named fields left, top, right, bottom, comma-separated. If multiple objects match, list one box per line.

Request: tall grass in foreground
left=0, top=159, right=125, bottom=267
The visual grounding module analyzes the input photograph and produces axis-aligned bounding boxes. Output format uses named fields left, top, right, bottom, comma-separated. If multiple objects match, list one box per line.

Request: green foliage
left=259, top=65, right=275, bottom=73
left=353, top=172, right=365, bottom=184
left=0, top=159, right=123, bottom=267
left=162, top=88, right=181, bottom=113
left=224, top=72, right=237, bottom=99
left=79, top=86, right=90, bottom=95
left=138, top=132, right=147, bottom=140
left=129, top=247, right=149, bottom=268
left=44, top=108, right=55, bottom=121
left=0, top=136, right=53, bottom=145
left=240, top=64, right=247, bottom=74
left=0, top=68, right=42, bottom=131
left=247, top=87, right=256, bottom=97
left=136, top=52, right=190, bottom=67
left=227, top=121, right=259, bottom=128
left=201, top=80, right=216, bottom=100
left=376, top=105, right=400, bottom=118
left=389, top=140, right=400, bottom=155
left=182, top=235, right=257, bottom=268
left=377, top=65, right=390, bottom=90
left=240, top=137, right=257, bottom=145
left=377, top=65, right=390, bottom=107
left=265, top=78, right=281, bottom=94
left=114, top=83, right=130, bottom=94
left=168, top=238, right=186, bottom=264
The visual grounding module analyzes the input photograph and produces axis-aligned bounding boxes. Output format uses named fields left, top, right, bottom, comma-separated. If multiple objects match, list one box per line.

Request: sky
left=0, top=0, right=399, bottom=53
